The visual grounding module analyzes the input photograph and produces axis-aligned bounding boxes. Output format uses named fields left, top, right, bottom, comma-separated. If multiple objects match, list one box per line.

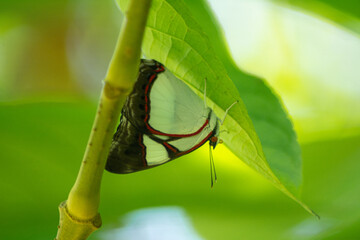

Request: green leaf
left=182, top=0, right=316, bottom=214
left=118, top=0, right=314, bottom=215
left=181, top=0, right=304, bottom=196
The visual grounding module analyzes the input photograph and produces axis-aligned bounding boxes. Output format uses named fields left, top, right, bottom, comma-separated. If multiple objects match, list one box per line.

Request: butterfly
left=106, top=59, right=236, bottom=180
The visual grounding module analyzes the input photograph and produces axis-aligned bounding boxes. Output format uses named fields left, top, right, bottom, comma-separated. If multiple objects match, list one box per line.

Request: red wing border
left=106, top=112, right=215, bottom=174
left=161, top=131, right=214, bottom=157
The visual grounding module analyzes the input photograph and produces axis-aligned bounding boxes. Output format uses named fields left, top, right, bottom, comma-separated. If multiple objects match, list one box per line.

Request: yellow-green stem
left=56, top=0, right=152, bottom=239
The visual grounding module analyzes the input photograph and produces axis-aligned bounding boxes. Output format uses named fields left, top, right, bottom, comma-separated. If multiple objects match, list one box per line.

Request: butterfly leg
left=220, top=101, right=238, bottom=125
left=220, top=129, right=229, bottom=134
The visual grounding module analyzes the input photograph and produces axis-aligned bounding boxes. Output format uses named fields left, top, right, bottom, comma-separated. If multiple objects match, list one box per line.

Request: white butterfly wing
left=170, top=111, right=219, bottom=152
left=143, top=135, right=170, bottom=166
left=148, top=69, right=208, bottom=135
left=107, top=59, right=221, bottom=173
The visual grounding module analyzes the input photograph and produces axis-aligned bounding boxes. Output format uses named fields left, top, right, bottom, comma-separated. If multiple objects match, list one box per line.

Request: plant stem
left=56, top=0, right=152, bottom=239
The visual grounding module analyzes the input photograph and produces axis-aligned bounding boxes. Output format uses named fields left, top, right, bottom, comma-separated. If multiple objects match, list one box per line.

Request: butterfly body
left=106, top=59, right=220, bottom=174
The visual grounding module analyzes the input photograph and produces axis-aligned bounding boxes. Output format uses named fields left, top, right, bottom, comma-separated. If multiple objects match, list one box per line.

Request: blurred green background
left=0, top=0, right=359, bottom=239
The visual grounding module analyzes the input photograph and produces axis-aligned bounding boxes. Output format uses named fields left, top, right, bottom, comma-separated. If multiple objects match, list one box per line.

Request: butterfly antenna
left=204, top=78, right=207, bottom=108
left=209, top=144, right=217, bottom=188
left=220, top=101, right=238, bottom=125
left=209, top=144, right=214, bottom=188
left=212, top=148, right=217, bottom=184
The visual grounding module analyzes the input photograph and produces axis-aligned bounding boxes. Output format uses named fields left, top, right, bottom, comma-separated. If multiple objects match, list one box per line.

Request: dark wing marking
left=106, top=115, right=148, bottom=173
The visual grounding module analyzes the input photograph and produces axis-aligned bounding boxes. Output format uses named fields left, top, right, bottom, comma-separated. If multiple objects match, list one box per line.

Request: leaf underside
left=118, top=0, right=316, bottom=216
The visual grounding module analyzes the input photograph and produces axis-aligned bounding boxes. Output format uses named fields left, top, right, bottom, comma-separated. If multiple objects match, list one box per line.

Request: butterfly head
left=209, top=136, right=219, bottom=149
left=209, top=117, right=221, bottom=149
